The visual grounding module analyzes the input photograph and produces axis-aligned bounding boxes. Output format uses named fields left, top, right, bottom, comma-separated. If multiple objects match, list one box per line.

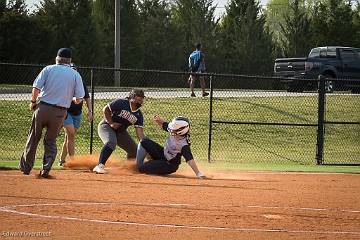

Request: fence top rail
left=2, top=62, right=360, bottom=82
left=0, top=62, right=291, bottom=80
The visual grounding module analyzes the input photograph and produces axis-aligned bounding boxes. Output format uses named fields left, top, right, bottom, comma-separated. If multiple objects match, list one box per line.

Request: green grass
left=0, top=93, right=359, bottom=173
left=1, top=159, right=359, bottom=174
left=200, top=161, right=360, bottom=173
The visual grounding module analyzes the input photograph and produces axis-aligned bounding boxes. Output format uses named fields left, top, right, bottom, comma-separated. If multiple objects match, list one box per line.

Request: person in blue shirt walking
left=93, top=89, right=146, bottom=174
left=188, top=43, right=209, bottom=97
left=19, top=48, right=85, bottom=178
left=59, top=63, right=93, bottom=167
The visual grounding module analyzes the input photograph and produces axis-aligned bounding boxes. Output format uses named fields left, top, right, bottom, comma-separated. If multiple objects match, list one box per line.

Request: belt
left=39, top=101, right=67, bottom=110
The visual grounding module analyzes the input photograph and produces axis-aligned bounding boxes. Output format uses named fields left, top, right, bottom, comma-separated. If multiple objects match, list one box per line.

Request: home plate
left=262, top=214, right=282, bottom=219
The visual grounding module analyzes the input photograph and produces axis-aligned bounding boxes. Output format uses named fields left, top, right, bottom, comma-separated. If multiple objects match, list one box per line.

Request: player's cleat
left=40, top=169, right=50, bottom=178
left=191, top=93, right=196, bottom=97
left=202, top=92, right=209, bottom=97
left=93, top=163, right=106, bottom=174
left=58, top=160, right=65, bottom=167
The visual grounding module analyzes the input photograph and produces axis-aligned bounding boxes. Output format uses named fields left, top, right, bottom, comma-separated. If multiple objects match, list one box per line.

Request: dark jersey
left=162, top=122, right=193, bottom=165
left=67, top=81, right=90, bottom=116
left=108, top=99, right=144, bottom=131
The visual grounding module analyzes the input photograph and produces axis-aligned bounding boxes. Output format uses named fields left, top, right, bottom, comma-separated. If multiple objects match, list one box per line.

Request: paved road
left=1, top=90, right=354, bottom=101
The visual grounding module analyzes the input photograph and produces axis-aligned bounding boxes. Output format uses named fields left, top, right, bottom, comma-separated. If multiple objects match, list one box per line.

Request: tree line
left=0, top=0, right=359, bottom=75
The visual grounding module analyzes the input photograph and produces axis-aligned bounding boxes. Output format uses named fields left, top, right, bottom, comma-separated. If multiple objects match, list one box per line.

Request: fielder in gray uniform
left=135, top=115, right=206, bottom=178
left=19, top=48, right=85, bottom=178
left=93, top=89, right=145, bottom=174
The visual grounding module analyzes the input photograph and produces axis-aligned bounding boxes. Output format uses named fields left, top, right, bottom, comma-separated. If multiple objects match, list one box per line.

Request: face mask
left=135, top=102, right=142, bottom=108
left=130, top=97, right=143, bottom=109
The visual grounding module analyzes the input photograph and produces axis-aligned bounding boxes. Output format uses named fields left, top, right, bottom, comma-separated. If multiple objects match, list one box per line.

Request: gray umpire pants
left=98, top=120, right=137, bottom=159
left=20, top=103, right=67, bottom=173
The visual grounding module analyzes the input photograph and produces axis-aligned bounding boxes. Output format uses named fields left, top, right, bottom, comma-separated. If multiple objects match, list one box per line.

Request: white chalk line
left=1, top=199, right=358, bottom=214
left=0, top=202, right=359, bottom=235
left=234, top=205, right=360, bottom=214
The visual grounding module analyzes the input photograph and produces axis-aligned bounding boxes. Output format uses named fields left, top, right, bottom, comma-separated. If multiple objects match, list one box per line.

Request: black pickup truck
left=274, top=46, right=360, bottom=93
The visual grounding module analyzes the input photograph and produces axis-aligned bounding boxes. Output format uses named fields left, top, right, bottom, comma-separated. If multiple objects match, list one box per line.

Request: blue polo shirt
left=108, top=99, right=144, bottom=131
left=33, top=64, right=85, bottom=108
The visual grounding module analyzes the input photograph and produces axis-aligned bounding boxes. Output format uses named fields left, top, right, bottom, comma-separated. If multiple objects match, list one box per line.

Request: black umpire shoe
left=19, top=163, right=30, bottom=175
left=20, top=169, right=30, bottom=175
left=40, top=169, right=50, bottom=178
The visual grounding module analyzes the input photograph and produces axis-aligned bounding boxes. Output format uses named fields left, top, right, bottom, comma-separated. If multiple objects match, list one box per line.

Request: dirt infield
left=0, top=166, right=359, bottom=240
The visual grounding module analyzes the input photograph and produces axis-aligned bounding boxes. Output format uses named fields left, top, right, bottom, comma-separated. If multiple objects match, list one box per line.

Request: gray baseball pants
left=98, top=120, right=137, bottom=159
left=19, top=103, right=67, bottom=174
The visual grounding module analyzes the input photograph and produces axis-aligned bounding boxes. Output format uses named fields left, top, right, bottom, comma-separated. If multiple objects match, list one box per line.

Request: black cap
left=57, top=48, right=72, bottom=58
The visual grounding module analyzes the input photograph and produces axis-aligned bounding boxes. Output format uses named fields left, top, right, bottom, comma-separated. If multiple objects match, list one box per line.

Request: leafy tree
left=138, top=0, right=180, bottom=70
left=70, top=0, right=98, bottom=65
left=218, top=0, right=273, bottom=74
left=0, top=0, right=50, bottom=63
left=34, top=0, right=98, bottom=65
left=91, top=0, right=114, bottom=66
left=264, top=0, right=289, bottom=56
left=311, top=0, right=355, bottom=46
left=171, top=0, right=218, bottom=70
left=4, top=0, right=27, bottom=13
left=120, top=0, right=143, bottom=68
left=0, top=0, right=7, bottom=16
left=279, top=0, right=312, bottom=57
left=353, top=1, right=360, bottom=46
left=92, top=0, right=143, bottom=68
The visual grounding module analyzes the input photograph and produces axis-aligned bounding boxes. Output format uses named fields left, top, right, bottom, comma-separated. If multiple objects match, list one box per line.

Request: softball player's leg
left=139, top=160, right=179, bottom=175
left=60, top=113, right=73, bottom=165
left=97, top=120, right=117, bottom=165
left=136, top=144, right=147, bottom=167
left=59, top=113, right=81, bottom=166
left=136, top=138, right=164, bottom=168
left=19, top=108, right=44, bottom=174
left=137, top=138, right=178, bottom=174
left=116, top=130, right=137, bottom=159
left=42, top=106, right=67, bottom=175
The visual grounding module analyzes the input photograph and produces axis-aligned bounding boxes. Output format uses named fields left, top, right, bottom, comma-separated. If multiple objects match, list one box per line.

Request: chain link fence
left=208, top=76, right=318, bottom=165
left=0, top=63, right=359, bottom=166
left=208, top=75, right=360, bottom=165
left=320, top=77, right=360, bottom=165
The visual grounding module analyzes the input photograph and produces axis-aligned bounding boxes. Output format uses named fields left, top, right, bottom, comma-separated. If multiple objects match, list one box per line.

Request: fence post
left=207, top=75, right=213, bottom=163
left=90, top=68, right=94, bottom=154
left=316, top=75, right=326, bottom=165
left=114, top=0, right=121, bottom=87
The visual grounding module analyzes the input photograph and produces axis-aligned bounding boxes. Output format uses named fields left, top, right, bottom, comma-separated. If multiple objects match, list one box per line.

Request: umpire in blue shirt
left=19, top=48, right=85, bottom=178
